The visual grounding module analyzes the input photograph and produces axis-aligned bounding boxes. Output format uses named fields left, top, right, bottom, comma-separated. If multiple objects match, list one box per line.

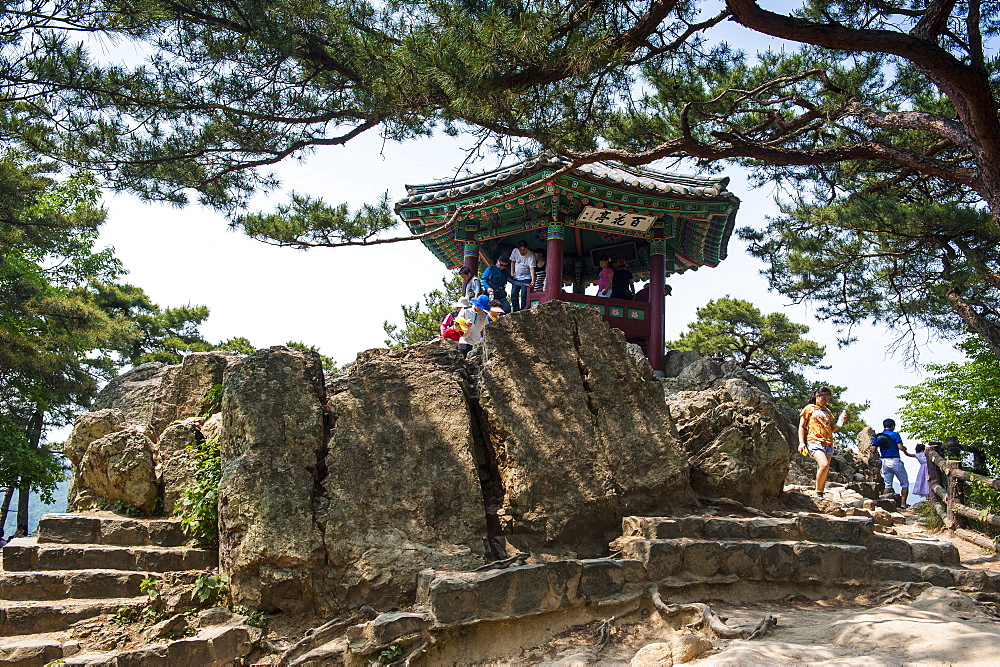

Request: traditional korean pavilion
left=395, top=155, right=740, bottom=372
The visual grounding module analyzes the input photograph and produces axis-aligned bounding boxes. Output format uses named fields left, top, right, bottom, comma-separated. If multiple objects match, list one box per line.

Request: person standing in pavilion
left=482, top=256, right=512, bottom=313
left=508, top=240, right=537, bottom=311
left=610, top=258, right=635, bottom=300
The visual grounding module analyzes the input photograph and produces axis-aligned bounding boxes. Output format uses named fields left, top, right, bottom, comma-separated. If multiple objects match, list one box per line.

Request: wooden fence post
left=944, top=460, right=961, bottom=531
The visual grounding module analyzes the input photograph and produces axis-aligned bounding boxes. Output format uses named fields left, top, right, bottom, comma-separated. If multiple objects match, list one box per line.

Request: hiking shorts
left=806, top=441, right=833, bottom=457
left=882, top=457, right=909, bottom=489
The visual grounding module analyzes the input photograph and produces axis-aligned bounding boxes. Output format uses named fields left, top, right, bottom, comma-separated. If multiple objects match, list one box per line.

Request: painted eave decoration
left=394, top=155, right=740, bottom=276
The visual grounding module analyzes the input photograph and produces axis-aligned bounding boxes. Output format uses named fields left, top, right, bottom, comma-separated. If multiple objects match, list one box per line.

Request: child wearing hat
left=457, top=296, right=492, bottom=356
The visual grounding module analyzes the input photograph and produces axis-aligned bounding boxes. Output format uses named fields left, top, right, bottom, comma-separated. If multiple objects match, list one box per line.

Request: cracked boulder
left=77, top=427, right=159, bottom=511
left=477, top=301, right=693, bottom=556
left=91, top=362, right=170, bottom=428
left=218, top=346, right=327, bottom=614
left=665, top=377, right=790, bottom=503
left=149, top=351, right=237, bottom=440
left=318, top=340, right=485, bottom=615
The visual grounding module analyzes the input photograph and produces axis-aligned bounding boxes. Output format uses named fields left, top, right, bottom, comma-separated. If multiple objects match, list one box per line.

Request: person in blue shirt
left=482, top=256, right=512, bottom=313
left=875, top=418, right=917, bottom=507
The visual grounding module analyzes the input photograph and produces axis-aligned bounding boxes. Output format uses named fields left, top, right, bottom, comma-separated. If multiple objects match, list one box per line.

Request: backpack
left=874, top=432, right=894, bottom=452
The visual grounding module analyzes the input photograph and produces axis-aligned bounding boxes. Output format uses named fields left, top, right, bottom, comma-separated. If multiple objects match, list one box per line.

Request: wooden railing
left=925, top=438, right=1000, bottom=550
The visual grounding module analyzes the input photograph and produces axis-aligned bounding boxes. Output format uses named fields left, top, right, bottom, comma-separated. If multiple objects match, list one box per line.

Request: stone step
left=617, top=537, right=873, bottom=586
left=621, top=514, right=874, bottom=546
left=0, top=597, right=144, bottom=637
left=871, top=534, right=961, bottom=566
left=1, top=539, right=216, bottom=573
left=416, top=559, right=647, bottom=627
left=60, top=624, right=261, bottom=666
left=36, top=513, right=187, bottom=548
left=874, top=560, right=1000, bottom=592
left=0, top=570, right=157, bottom=601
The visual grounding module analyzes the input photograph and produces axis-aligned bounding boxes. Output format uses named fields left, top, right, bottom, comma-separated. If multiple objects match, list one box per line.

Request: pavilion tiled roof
left=396, top=155, right=737, bottom=207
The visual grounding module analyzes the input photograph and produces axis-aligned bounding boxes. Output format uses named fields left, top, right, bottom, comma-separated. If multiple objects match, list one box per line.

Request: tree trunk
left=15, top=488, right=29, bottom=535
left=0, top=487, right=13, bottom=536
left=16, top=410, right=44, bottom=535
left=943, top=287, right=1000, bottom=357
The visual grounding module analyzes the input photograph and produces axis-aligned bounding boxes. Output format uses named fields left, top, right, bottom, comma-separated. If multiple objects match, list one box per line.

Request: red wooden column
left=648, top=229, right=667, bottom=373
left=462, top=224, right=479, bottom=293
left=543, top=222, right=565, bottom=303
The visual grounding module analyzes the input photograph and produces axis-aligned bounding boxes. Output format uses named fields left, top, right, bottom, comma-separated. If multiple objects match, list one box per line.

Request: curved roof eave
left=394, top=155, right=738, bottom=210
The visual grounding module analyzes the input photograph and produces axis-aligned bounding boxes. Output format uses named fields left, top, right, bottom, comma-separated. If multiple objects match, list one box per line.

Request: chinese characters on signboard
left=576, top=206, right=657, bottom=231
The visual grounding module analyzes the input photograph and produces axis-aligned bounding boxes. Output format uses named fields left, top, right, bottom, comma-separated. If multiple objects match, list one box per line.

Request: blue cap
left=473, top=295, right=491, bottom=310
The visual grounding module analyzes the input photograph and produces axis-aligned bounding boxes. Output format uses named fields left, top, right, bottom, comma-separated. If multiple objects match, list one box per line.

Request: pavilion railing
left=924, top=437, right=1000, bottom=551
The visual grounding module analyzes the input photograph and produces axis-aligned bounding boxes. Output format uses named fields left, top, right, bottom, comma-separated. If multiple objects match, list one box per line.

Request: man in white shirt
left=508, top=241, right=537, bottom=312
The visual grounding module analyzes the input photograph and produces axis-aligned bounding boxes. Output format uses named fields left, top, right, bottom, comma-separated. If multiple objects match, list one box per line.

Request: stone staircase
left=613, top=513, right=999, bottom=596
left=0, top=513, right=216, bottom=638
left=334, top=511, right=1000, bottom=664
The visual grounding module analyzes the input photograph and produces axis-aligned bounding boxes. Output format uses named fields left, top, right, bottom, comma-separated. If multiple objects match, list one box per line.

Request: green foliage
left=668, top=297, right=867, bottom=444
left=192, top=574, right=226, bottom=606
left=283, top=341, right=339, bottom=373
left=199, top=384, right=224, bottom=418
left=668, top=297, right=828, bottom=403
left=175, top=438, right=222, bottom=544
left=140, top=577, right=160, bottom=600
left=913, top=501, right=944, bottom=532
left=377, top=644, right=407, bottom=664
left=212, top=338, right=338, bottom=373
left=112, top=579, right=163, bottom=626
left=0, top=150, right=218, bottom=526
left=899, top=338, right=1000, bottom=469
left=214, top=337, right=256, bottom=355
left=0, top=417, right=64, bottom=503
left=741, top=199, right=1000, bottom=359
left=383, top=274, right=463, bottom=347
left=230, top=604, right=269, bottom=629
left=231, top=193, right=397, bottom=248
left=965, top=481, right=1000, bottom=518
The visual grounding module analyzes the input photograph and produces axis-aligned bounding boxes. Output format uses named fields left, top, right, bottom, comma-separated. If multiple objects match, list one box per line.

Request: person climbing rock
left=457, top=295, right=492, bottom=357
left=798, top=386, right=848, bottom=499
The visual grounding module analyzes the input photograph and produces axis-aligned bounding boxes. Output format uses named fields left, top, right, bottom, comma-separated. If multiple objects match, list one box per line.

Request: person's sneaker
left=815, top=491, right=825, bottom=498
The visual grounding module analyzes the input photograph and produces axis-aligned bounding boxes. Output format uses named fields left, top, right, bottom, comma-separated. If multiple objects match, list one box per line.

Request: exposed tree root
left=388, top=636, right=433, bottom=667
left=593, top=600, right=642, bottom=650
left=474, top=551, right=529, bottom=572
left=649, top=585, right=773, bottom=639
left=279, top=607, right=377, bottom=665
left=873, top=582, right=928, bottom=606
left=746, top=614, right=778, bottom=640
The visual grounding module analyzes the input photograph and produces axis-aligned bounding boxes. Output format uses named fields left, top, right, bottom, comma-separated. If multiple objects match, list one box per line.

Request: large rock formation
left=218, top=346, right=328, bottom=615
left=319, top=343, right=485, bottom=611
left=661, top=354, right=790, bottom=502
left=65, top=303, right=805, bottom=619
left=217, top=304, right=696, bottom=616
left=149, top=353, right=234, bottom=439
left=65, top=352, right=239, bottom=513
left=479, top=303, right=693, bottom=555
left=91, top=362, right=170, bottom=427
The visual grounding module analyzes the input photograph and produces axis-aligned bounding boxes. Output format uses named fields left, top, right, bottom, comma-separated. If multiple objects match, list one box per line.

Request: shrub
left=175, top=437, right=221, bottom=544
